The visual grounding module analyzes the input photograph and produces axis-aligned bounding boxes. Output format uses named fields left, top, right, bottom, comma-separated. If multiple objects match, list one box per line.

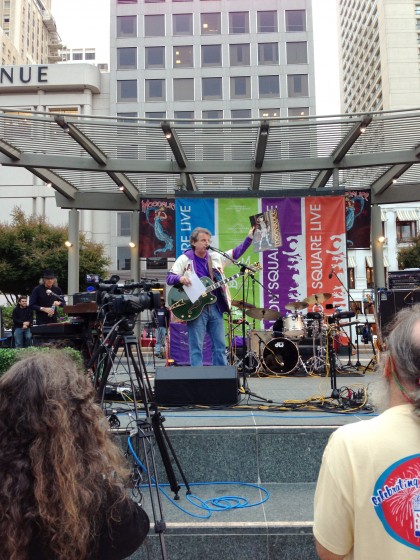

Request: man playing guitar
left=167, top=226, right=254, bottom=367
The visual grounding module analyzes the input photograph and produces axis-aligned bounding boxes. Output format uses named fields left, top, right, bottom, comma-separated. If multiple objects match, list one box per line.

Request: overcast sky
left=50, top=0, right=340, bottom=115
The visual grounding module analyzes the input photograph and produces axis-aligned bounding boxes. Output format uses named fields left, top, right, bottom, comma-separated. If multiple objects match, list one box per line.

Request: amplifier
left=388, top=269, right=420, bottom=291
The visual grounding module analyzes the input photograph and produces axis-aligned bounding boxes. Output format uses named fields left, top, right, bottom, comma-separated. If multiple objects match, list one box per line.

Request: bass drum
left=263, top=337, right=299, bottom=375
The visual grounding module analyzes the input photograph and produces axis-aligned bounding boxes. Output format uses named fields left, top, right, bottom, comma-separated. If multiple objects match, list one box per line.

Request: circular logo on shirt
left=372, top=454, right=420, bottom=550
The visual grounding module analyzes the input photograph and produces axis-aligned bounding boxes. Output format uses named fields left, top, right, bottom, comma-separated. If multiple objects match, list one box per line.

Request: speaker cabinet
left=378, top=290, right=420, bottom=336
left=155, top=366, right=239, bottom=406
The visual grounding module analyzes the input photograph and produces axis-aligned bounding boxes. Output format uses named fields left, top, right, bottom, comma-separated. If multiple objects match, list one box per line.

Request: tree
left=398, top=234, right=420, bottom=270
left=0, top=208, right=110, bottom=304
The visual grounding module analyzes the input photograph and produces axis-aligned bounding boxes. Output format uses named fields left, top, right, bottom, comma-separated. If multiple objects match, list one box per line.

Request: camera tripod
left=89, top=317, right=190, bottom=560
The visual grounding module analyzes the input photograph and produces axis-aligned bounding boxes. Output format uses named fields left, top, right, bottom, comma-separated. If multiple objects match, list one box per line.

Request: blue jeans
left=14, top=328, right=32, bottom=348
left=187, top=304, right=227, bottom=367
left=155, top=326, right=166, bottom=353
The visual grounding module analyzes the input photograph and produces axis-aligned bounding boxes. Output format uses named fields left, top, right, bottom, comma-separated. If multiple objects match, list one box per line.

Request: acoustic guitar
left=168, top=264, right=261, bottom=321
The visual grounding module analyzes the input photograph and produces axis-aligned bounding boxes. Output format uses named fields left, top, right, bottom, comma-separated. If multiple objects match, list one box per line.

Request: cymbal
left=303, top=292, right=332, bottom=305
left=231, top=299, right=255, bottom=310
left=246, top=307, right=282, bottom=321
left=285, top=301, right=308, bottom=311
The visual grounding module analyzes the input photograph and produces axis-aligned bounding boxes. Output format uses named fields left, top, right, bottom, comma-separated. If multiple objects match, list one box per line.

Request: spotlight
left=128, top=241, right=136, bottom=248
left=65, top=240, right=73, bottom=247
left=378, top=236, right=386, bottom=243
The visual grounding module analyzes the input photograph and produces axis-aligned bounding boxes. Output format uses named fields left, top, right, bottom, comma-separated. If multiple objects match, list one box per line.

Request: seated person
left=11, top=295, right=33, bottom=348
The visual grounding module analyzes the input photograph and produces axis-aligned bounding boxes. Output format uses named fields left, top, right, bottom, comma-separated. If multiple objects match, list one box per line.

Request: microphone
left=46, top=289, right=52, bottom=296
left=328, top=269, right=334, bottom=279
left=208, top=245, right=216, bottom=251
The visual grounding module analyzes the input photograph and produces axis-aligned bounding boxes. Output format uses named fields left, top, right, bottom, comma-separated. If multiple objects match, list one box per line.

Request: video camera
left=86, top=274, right=161, bottom=319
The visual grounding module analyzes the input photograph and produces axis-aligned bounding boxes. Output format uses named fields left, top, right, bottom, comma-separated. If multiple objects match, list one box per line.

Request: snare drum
left=283, top=314, right=305, bottom=339
left=263, top=337, right=299, bottom=375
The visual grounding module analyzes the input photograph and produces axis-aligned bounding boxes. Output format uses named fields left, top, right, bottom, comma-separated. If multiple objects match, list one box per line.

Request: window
left=229, top=12, right=249, bottom=34
left=146, top=258, right=167, bottom=269
left=72, top=52, right=83, bottom=60
left=259, top=108, right=280, bottom=119
left=145, top=0, right=163, bottom=2
left=117, top=47, right=137, bottom=70
left=258, top=43, right=279, bottom=65
left=202, top=77, right=222, bottom=99
left=257, top=11, right=277, bottom=33
left=201, top=44, right=221, bottom=66
left=145, top=79, right=165, bottom=101
left=201, top=12, right=221, bottom=35
left=173, top=45, right=193, bottom=67
left=230, top=43, right=250, bottom=66
left=288, top=107, right=309, bottom=117
left=285, top=10, right=306, bottom=32
left=287, top=74, right=309, bottom=97
left=259, top=75, right=280, bottom=98
left=396, top=221, right=417, bottom=242
left=230, top=76, right=250, bottom=98
left=85, top=52, right=95, bottom=60
left=231, top=109, right=251, bottom=121
left=117, top=80, right=137, bottom=102
left=117, top=213, right=131, bottom=236
left=118, top=0, right=137, bottom=3
left=145, top=46, right=165, bottom=68
left=348, top=268, right=355, bottom=290
left=286, top=42, right=308, bottom=64
left=144, top=14, right=165, bottom=37
left=173, top=13, right=193, bottom=35
left=117, top=247, right=131, bottom=271
left=202, top=110, right=223, bottom=122
left=174, top=78, right=194, bottom=101
left=174, top=111, right=194, bottom=121
left=117, top=15, right=137, bottom=38
left=117, top=112, right=138, bottom=121
left=145, top=112, right=166, bottom=119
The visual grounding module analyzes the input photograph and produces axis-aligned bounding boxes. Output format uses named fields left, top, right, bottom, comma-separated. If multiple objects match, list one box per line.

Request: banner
left=175, top=198, right=215, bottom=255
left=345, top=190, right=371, bottom=249
left=139, top=199, right=175, bottom=258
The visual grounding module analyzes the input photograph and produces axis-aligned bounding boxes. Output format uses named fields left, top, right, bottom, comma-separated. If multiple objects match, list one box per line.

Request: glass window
left=397, top=221, right=417, bottom=242
left=85, top=52, right=95, bottom=60
left=174, top=78, right=194, bottom=101
left=117, top=80, right=137, bottom=102
left=117, top=213, right=131, bottom=237
left=285, top=10, right=306, bottom=32
left=72, top=52, right=83, bottom=60
left=231, top=109, right=251, bottom=121
left=117, top=15, right=137, bottom=38
left=117, top=247, right=131, bottom=271
left=118, top=0, right=137, bottom=3
left=230, top=43, right=250, bottom=66
left=201, top=44, right=221, bottom=66
left=144, top=14, right=165, bottom=37
left=173, top=45, right=193, bottom=67
left=258, top=43, right=279, bottom=65
left=117, top=112, right=138, bottom=121
left=229, top=12, right=249, bottom=34
left=145, top=112, right=166, bottom=119
left=259, top=108, right=280, bottom=119
left=117, top=47, right=137, bottom=70
left=145, top=0, right=163, bottom=2
left=173, top=13, right=193, bottom=35
left=230, top=76, right=250, bottom=98
left=259, top=75, right=280, bottom=98
left=145, top=46, right=165, bottom=68
left=257, top=11, right=277, bottom=33
left=145, top=79, right=165, bottom=101
left=202, top=77, right=222, bottom=99
left=174, top=111, right=194, bottom=121
left=202, top=110, right=223, bottom=122
left=288, top=107, right=309, bottom=117
left=287, top=74, right=309, bottom=97
left=201, top=12, right=221, bottom=35
left=286, top=42, right=308, bottom=64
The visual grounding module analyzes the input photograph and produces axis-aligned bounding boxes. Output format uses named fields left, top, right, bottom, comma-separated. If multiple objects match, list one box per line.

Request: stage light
left=65, top=240, right=73, bottom=247
left=129, top=241, right=136, bottom=248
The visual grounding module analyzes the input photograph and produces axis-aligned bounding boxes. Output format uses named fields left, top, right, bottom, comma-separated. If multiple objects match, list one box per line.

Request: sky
left=50, top=0, right=340, bottom=116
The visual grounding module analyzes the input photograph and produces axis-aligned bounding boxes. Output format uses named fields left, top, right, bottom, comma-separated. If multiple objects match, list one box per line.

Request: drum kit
left=230, top=292, right=355, bottom=376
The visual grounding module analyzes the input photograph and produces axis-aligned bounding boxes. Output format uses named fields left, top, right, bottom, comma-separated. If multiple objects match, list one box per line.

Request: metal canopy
left=1, top=108, right=420, bottom=210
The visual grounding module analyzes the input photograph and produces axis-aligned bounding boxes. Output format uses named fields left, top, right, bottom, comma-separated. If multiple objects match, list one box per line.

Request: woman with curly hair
left=0, top=351, right=149, bottom=560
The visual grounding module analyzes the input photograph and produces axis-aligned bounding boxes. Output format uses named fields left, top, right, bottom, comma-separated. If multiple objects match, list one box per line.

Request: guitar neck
left=204, top=271, right=242, bottom=294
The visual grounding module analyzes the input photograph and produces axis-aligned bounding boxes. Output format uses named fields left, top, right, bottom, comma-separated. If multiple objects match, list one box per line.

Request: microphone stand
left=330, top=269, right=361, bottom=369
left=208, top=245, right=270, bottom=402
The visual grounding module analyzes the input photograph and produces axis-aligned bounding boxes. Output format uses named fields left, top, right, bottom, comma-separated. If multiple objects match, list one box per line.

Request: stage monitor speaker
left=155, top=366, right=239, bottom=406
left=378, top=289, right=420, bottom=337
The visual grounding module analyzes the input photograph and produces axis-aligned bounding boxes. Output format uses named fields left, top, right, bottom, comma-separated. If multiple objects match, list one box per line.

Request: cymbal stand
left=326, top=324, right=339, bottom=399
left=305, top=316, right=326, bottom=374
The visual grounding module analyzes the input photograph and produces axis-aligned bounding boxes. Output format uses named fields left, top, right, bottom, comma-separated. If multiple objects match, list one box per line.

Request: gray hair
left=385, top=304, right=420, bottom=413
left=190, top=227, right=212, bottom=246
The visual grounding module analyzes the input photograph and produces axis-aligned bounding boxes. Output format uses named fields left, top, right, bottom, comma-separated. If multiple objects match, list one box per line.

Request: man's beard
left=368, top=374, right=390, bottom=413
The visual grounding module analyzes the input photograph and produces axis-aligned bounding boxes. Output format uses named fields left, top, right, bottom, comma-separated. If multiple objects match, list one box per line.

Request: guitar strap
left=207, top=255, right=214, bottom=281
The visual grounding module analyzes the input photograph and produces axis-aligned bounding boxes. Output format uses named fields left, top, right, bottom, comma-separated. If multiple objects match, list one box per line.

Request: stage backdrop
left=170, top=196, right=347, bottom=328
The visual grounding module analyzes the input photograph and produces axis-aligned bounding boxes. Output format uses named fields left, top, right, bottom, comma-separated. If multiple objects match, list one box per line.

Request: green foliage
left=0, top=346, right=83, bottom=376
left=398, top=234, right=420, bottom=269
left=0, top=208, right=110, bottom=302
left=1, top=306, right=13, bottom=329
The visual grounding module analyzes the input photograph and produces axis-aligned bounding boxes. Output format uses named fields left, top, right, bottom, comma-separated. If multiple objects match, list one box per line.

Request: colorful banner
left=345, top=190, right=371, bottom=249
left=175, top=198, right=215, bottom=255
left=139, top=199, right=175, bottom=258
